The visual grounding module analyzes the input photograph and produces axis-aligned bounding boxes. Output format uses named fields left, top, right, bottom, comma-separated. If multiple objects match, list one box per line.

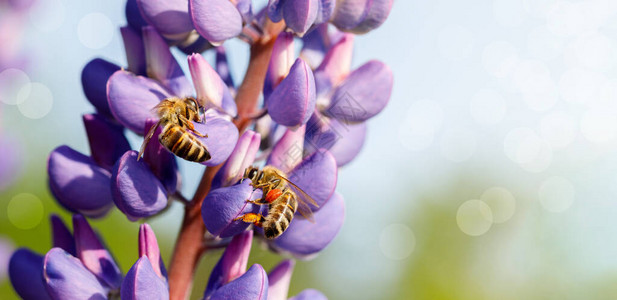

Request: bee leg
left=246, top=199, right=268, bottom=205
left=179, top=115, right=209, bottom=138
left=233, top=213, right=264, bottom=227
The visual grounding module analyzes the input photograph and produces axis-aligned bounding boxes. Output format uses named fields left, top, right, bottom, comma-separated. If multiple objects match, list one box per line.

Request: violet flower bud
left=212, top=130, right=261, bottom=189
left=43, top=248, right=109, bottom=300
left=267, top=126, right=305, bottom=174
left=204, top=230, right=253, bottom=298
left=268, top=0, right=319, bottom=36
left=137, top=0, right=194, bottom=42
left=83, top=113, right=131, bottom=171
left=8, top=248, right=51, bottom=300
left=270, top=192, right=345, bottom=257
left=121, top=257, right=169, bottom=300
left=267, top=259, right=294, bottom=300
left=331, top=0, right=394, bottom=34
left=325, top=60, right=393, bottom=123
left=264, top=32, right=295, bottom=100
left=120, top=26, right=147, bottom=76
left=305, top=111, right=366, bottom=166
left=289, top=289, right=328, bottom=300
left=315, top=33, right=354, bottom=89
left=50, top=214, right=76, bottom=256
left=142, top=119, right=179, bottom=194
left=267, top=58, right=316, bottom=127
left=188, top=52, right=237, bottom=116
left=142, top=26, right=193, bottom=97
left=202, top=181, right=263, bottom=238
left=195, top=109, right=240, bottom=166
left=48, top=146, right=114, bottom=218
left=111, top=151, right=169, bottom=221
left=138, top=223, right=167, bottom=282
left=73, top=214, right=123, bottom=289
left=209, top=264, right=268, bottom=300
left=189, top=0, right=243, bottom=45
left=107, top=70, right=170, bottom=134
left=125, top=0, right=148, bottom=32
left=81, top=58, right=120, bottom=118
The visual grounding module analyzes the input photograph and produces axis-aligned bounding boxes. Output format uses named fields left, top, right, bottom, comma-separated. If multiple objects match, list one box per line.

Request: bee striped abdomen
left=263, top=193, right=297, bottom=239
left=159, top=124, right=211, bottom=162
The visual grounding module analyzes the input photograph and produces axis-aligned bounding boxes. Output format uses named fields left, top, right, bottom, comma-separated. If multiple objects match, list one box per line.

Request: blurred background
left=3, top=0, right=617, bottom=299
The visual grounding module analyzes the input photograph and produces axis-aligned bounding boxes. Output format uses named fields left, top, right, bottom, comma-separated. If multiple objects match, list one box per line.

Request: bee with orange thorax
left=138, top=97, right=211, bottom=162
left=235, top=166, right=318, bottom=239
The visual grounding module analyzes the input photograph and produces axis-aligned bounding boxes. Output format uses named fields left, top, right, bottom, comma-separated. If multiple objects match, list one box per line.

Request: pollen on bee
left=266, top=189, right=283, bottom=203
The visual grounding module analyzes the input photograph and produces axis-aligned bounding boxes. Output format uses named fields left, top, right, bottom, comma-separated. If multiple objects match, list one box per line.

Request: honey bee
left=234, top=166, right=318, bottom=239
left=138, top=97, right=211, bottom=162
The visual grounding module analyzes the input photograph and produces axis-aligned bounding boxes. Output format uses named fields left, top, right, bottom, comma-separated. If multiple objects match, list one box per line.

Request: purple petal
left=196, top=110, right=239, bottom=166
left=330, top=0, right=394, bottom=34
left=288, top=149, right=337, bottom=210
left=107, top=70, right=170, bottom=134
left=9, top=248, right=51, bottom=300
left=305, top=113, right=366, bottom=166
left=204, top=231, right=253, bottom=298
left=267, top=58, right=316, bottom=127
left=267, top=0, right=283, bottom=22
left=267, top=126, right=305, bottom=174
left=210, top=264, right=268, bottom=300
left=111, top=151, right=169, bottom=221
left=177, top=33, right=214, bottom=54
left=315, top=0, right=334, bottom=24
left=325, top=60, right=392, bottom=123
left=215, top=46, right=235, bottom=90
left=189, top=0, right=243, bottom=45
left=235, top=0, right=253, bottom=23
left=73, top=215, right=123, bottom=289
left=120, top=26, right=147, bottom=76
left=83, top=114, right=131, bottom=171
left=271, top=193, right=344, bottom=257
left=48, top=146, right=113, bottom=218
left=0, top=133, right=23, bottom=190
left=299, top=24, right=329, bottom=69
left=138, top=223, right=167, bottom=281
left=188, top=53, right=237, bottom=116
left=50, top=215, right=75, bottom=256
left=126, top=0, right=149, bottom=32
left=121, top=257, right=169, bottom=300
left=212, top=130, right=261, bottom=189
left=202, top=181, right=262, bottom=238
left=289, top=289, right=328, bottom=300
left=142, top=26, right=193, bottom=97
left=264, top=32, right=295, bottom=100
left=136, top=0, right=194, bottom=40
left=43, top=248, right=108, bottom=300
left=267, top=260, right=295, bottom=300
left=315, top=33, right=354, bottom=87
left=282, top=0, right=319, bottom=36
left=81, top=58, right=121, bottom=117
left=142, top=119, right=179, bottom=194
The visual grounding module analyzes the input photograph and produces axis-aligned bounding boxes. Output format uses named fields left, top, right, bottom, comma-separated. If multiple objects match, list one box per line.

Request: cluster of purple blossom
left=8, top=0, right=393, bottom=299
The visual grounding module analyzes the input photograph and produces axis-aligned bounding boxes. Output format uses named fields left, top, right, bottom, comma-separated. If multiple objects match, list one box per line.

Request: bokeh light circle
left=16, top=82, right=53, bottom=119
left=481, top=187, right=516, bottom=223
left=7, top=193, right=44, bottom=230
left=379, top=224, right=416, bottom=260
left=77, top=13, right=115, bottom=49
left=0, top=68, right=31, bottom=105
left=457, top=200, right=493, bottom=236
left=539, top=111, right=577, bottom=149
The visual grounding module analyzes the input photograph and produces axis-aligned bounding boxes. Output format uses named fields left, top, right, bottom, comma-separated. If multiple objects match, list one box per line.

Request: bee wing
left=271, top=169, right=319, bottom=223
left=138, top=120, right=162, bottom=160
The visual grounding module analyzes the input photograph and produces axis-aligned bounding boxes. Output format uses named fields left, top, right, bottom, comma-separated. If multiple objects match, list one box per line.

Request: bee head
left=244, top=167, right=260, bottom=182
left=184, top=97, right=201, bottom=122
